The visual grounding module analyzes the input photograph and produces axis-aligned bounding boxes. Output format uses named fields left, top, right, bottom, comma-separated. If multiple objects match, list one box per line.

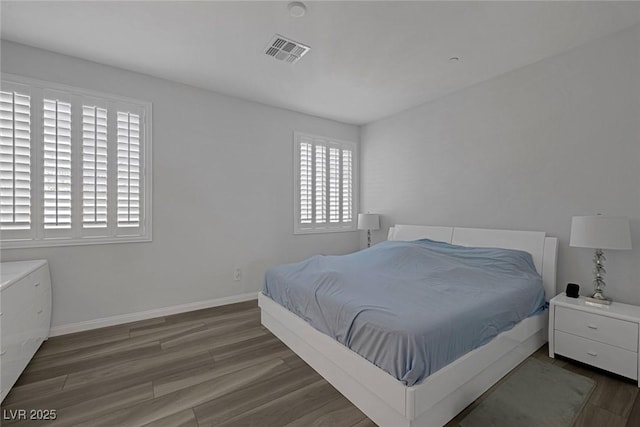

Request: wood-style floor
left=1, top=300, right=638, bottom=427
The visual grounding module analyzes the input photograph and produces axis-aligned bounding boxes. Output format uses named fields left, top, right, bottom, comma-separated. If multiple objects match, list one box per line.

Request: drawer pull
left=37, top=309, right=43, bottom=314
left=34, top=282, right=40, bottom=287
left=0, top=350, right=6, bottom=356
left=587, top=324, right=598, bottom=330
left=587, top=351, right=598, bottom=357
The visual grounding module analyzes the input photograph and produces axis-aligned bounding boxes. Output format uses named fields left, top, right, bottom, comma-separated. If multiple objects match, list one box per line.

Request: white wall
left=0, top=41, right=360, bottom=329
left=361, top=25, right=640, bottom=304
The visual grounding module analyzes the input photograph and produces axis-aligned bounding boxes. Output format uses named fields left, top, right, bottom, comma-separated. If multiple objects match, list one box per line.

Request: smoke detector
left=288, top=2, right=307, bottom=18
left=264, top=34, right=311, bottom=64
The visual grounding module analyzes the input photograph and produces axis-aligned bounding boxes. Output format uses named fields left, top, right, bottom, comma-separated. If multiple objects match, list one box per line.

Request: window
left=0, top=87, right=31, bottom=232
left=82, top=105, right=108, bottom=228
left=116, top=111, right=141, bottom=228
left=0, top=75, right=152, bottom=248
left=294, top=132, right=357, bottom=234
left=43, top=97, right=72, bottom=230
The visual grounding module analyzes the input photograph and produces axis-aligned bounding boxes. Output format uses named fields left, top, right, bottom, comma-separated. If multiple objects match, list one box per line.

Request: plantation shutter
left=341, top=148, right=353, bottom=222
left=43, top=97, right=72, bottom=229
left=329, top=147, right=341, bottom=223
left=294, top=133, right=356, bottom=233
left=1, top=76, right=151, bottom=248
left=0, top=89, right=31, bottom=232
left=314, top=144, right=326, bottom=224
left=299, top=140, right=312, bottom=224
left=117, top=111, right=141, bottom=228
left=82, top=105, right=108, bottom=228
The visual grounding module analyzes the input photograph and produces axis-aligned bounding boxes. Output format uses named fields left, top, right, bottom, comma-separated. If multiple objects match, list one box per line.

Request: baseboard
left=49, top=292, right=258, bottom=337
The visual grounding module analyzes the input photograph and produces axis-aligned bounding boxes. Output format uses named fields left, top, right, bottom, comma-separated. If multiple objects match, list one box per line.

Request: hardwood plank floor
left=2, top=300, right=637, bottom=426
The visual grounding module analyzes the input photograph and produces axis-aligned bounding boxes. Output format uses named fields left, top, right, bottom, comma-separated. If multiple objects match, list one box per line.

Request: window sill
left=294, top=226, right=357, bottom=235
left=1, top=235, right=152, bottom=250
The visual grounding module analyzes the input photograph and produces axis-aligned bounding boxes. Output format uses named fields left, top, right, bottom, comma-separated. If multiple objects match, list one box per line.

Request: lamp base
left=587, top=249, right=611, bottom=305
left=586, top=293, right=612, bottom=305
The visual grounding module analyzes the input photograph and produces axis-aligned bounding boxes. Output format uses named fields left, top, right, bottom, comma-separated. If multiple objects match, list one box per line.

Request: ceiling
left=2, top=1, right=639, bottom=125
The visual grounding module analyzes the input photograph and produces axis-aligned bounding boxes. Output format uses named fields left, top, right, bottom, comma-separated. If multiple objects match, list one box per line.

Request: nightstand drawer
left=555, top=331, right=638, bottom=380
left=555, top=306, right=638, bottom=352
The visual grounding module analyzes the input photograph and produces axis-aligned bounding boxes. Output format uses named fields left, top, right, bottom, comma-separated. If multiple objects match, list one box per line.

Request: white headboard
left=388, top=224, right=558, bottom=300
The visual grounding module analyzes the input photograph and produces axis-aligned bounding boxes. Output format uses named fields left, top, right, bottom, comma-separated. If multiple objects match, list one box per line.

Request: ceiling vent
left=264, top=34, right=310, bottom=64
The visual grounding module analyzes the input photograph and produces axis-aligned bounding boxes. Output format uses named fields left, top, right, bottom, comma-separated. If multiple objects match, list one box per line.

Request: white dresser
left=549, top=294, right=640, bottom=386
left=0, top=260, right=52, bottom=402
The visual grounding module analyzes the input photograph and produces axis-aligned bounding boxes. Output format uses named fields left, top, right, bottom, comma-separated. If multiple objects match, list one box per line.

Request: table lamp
left=570, top=215, right=632, bottom=305
left=357, top=213, right=380, bottom=248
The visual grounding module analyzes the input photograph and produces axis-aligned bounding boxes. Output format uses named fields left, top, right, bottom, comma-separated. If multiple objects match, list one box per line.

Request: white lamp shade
left=570, top=215, right=632, bottom=250
left=357, top=213, right=380, bottom=231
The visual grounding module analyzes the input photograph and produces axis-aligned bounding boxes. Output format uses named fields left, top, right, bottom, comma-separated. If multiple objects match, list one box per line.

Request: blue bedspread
left=263, top=239, right=545, bottom=386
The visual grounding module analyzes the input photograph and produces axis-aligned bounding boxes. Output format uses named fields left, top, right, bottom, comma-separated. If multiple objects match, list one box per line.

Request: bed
left=258, top=225, right=558, bottom=427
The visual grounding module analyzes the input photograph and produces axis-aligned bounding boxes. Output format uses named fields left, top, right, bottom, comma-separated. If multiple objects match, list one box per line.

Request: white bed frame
left=259, top=225, right=558, bottom=427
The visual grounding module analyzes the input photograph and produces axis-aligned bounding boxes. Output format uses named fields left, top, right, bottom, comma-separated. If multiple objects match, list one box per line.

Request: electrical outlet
left=233, top=268, right=241, bottom=281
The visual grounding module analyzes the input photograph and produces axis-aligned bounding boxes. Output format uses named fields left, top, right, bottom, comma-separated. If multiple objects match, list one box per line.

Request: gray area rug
left=460, top=358, right=595, bottom=427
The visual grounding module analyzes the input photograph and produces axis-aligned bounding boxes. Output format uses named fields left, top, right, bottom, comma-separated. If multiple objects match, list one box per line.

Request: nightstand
left=549, top=294, right=640, bottom=387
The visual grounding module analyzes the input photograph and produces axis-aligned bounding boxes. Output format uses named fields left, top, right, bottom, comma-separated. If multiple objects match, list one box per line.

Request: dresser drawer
left=31, top=265, right=51, bottom=297
left=33, top=286, right=52, bottom=341
left=555, top=306, right=638, bottom=352
left=555, top=330, right=637, bottom=380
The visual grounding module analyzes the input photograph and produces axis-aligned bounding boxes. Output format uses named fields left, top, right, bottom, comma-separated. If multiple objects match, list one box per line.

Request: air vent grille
left=265, top=34, right=310, bottom=64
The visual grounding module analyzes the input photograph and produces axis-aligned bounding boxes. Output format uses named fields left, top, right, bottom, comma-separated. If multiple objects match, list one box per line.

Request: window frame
left=293, top=131, right=358, bottom=234
left=1, top=74, right=152, bottom=249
